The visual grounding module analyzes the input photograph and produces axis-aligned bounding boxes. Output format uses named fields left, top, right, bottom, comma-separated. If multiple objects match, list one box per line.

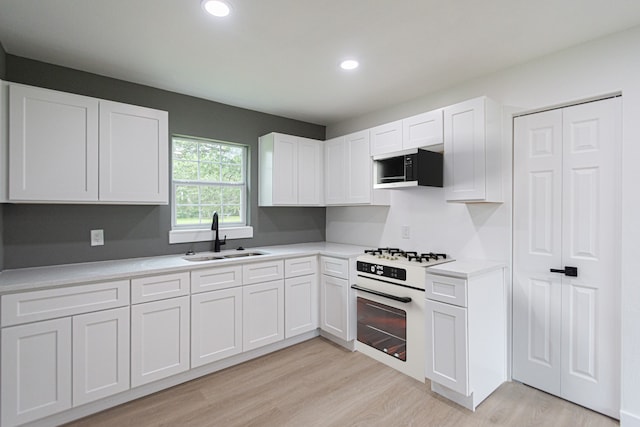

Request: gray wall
left=3, top=55, right=326, bottom=269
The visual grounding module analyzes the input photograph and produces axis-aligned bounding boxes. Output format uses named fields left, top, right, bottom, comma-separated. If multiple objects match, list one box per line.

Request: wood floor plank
left=64, top=337, right=618, bottom=427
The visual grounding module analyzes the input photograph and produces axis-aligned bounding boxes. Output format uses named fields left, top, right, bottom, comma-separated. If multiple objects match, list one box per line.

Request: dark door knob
left=550, top=266, right=578, bottom=277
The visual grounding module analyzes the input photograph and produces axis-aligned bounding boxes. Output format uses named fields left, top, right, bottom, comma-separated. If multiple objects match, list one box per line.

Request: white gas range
left=352, top=247, right=453, bottom=381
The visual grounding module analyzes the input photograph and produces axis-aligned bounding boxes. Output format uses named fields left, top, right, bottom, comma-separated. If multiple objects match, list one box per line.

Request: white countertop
left=426, top=259, right=506, bottom=279
left=0, top=242, right=370, bottom=294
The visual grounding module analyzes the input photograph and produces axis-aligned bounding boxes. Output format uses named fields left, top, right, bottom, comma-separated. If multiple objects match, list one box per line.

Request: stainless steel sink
left=183, top=255, right=225, bottom=262
left=222, top=252, right=264, bottom=259
left=183, top=251, right=265, bottom=262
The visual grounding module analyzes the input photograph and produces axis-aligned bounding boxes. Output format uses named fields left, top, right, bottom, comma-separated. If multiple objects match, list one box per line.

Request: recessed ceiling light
left=340, top=59, right=359, bottom=70
left=202, top=0, right=231, bottom=17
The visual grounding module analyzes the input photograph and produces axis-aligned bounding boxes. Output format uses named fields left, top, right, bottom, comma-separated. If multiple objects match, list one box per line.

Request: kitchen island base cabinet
left=243, top=280, right=285, bottom=351
left=191, top=287, right=243, bottom=367
left=131, top=296, right=190, bottom=387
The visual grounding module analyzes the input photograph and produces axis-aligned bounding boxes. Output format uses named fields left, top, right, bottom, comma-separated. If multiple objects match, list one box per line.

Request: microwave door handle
left=351, top=284, right=412, bottom=303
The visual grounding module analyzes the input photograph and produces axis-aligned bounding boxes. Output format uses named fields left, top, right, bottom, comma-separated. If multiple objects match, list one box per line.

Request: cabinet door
left=285, top=274, right=318, bottom=338
left=72, top=307, right=130, bottom=406
left=99, top=100, right=168, bottom=204
left=9, top=84, right=99, bottom=202
left=346, top=131, right=372, bottom=204
left=272, top=133, right=298, bottom=205
left=324, top=136, right=346, bottom=205
left=297, top=138, right=323, bottom=205
left=191, top=287, right=243, bottom=367
left=403, top=109, right=443, bottom=150
left=131, top=296, right=190, bottom=387
left=320, top=274, right=349, bottom=341
left=370, top=120, right=402, bottom=156
left=243, top=280, right=284, bottom=351
left=1, top=318, right=72, bottom=427
left=425, top=299, right=468, bottom=395
left=443, top=97, right=486, bottom=201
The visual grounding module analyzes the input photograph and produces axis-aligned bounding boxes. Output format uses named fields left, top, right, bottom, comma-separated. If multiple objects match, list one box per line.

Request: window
left=172, top=136, right=247, bottom=230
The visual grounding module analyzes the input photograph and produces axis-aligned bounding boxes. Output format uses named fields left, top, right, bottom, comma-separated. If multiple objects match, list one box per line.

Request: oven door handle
left=351, top=284, right=412, bottom=303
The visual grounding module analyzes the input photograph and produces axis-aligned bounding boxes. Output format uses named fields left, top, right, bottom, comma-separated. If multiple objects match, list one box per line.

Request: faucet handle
left=221, top=235, right=227, bottom=246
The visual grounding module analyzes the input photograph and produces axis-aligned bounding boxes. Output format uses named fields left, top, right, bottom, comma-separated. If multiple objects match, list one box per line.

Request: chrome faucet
left=211, top=212, right=226, bottom=252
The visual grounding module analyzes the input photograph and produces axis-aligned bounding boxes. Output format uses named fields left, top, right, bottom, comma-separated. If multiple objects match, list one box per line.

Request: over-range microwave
left=373, top=148, right=443, bottom=189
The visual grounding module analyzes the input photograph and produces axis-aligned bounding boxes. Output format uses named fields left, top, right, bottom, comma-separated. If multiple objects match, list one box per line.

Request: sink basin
left=183, top=251, right=265, bottom=262
left=183, top=255, right=225, bottom=262
left=222, top=252, right=264, bottom=259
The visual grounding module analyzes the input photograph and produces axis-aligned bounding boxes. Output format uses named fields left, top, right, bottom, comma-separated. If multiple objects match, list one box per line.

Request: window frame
left=169, top=135, right=253, bottom=244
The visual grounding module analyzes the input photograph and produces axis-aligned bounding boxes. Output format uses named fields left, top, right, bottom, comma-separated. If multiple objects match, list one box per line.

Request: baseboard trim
left=621, top=410, right=640, bottom=427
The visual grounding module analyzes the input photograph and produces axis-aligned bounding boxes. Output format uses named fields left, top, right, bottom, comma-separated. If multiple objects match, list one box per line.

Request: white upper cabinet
left=325, top=131, right=389, bottom=206
left=403, top=109, right=443, bottom=151
left=259, top=132, right=323, bottom=206
left=443, top=96, right=502, bottom=202
left=369, top=109, right=444, bottom=157
left=99, top=100, right=168, bottom=203
left=9, top=84, right=99, bottom=202
left=0, top=79, right=9, bottom=202
left=370, top=120, right=402, bottom=156
left=8, top=84, right=168, bottom=204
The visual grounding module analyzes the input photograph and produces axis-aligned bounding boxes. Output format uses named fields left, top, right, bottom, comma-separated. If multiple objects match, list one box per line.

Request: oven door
left=351, top=276, right=425, bottom=381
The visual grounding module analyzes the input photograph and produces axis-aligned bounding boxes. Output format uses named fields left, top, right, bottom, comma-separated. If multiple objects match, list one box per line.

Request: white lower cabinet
left=72, top=307, right=130, bottom=406
left=319, top=274, right=350, bottom=341
left=243, top=280, right=285, bottom=351
left=285, top=274, right=318, bottom=338
left=131, top=296, right=190, bottom=387
left=424, top=266, right=506, bottom=411
left=1, top=318, right=72, bottom=427
left=0, top=306, right=130, bottom=426
left=425, top=299, right=468, bottom=394
left=191, top=287, right=243, bottom=367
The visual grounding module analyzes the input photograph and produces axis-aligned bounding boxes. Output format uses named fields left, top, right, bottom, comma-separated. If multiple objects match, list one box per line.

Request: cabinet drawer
left=1, top=280, right=130, bottom=327
left=285, top=256, right=318, bottom=278
left=191, top=265, right=243, bottom=293
left=320, top=256, right=349, bottom=280
left=242, top=260, right=284, bottom=285
left=425, top=274, right=467, bottom=307
left=131, top=272, right=190, bottom=304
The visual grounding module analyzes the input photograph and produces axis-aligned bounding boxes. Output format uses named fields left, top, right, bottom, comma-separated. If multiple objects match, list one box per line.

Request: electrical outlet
left=401, top=225, right=410, bottom=239
left=91, top=229, right=104, bottom=246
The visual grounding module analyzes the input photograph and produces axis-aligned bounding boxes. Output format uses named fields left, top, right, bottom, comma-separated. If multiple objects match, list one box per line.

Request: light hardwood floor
left=66, top=337, right=618, bottom=427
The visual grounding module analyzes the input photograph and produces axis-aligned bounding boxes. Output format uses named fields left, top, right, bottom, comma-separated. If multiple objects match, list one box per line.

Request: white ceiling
left=1, top=0, right=640, bottom=126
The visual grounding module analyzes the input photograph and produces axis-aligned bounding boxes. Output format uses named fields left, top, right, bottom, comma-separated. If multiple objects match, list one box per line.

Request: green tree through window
left=172, top=136, right=247, bottom=228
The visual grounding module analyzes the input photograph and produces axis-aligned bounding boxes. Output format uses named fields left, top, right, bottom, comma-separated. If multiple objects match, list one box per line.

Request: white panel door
left=425, top=299, right=468, bottom=395
left=346, top=130, right=371, bottom=204
left=191, top=287, right=243, bottom=367
left=72, top=307, right=130, bottom=406
left=131, top=296, right=190, bottom=387
left=324, top=137, right=346, bottom=205
left=320, top=274, right=349, bottom=340
left=99, top=100, right=168, bottom=203
left=9, top=84, right=99, bottom=201
left=272, top=134, right=298, bottom=205
left=297, top=138, right=323, bottom=205
left=285, top=274, right=319, bottom=338
left=1, top=318, right=72, bottom=427
left=513, top=97, right=620, bottom=418
left=243, top=280, right=285, bottom=351
left=513, top=108, right=563, bottom=394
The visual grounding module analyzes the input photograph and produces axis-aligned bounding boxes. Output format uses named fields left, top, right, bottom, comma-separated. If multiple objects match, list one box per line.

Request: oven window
left=356, top=297, right=407, bottom=361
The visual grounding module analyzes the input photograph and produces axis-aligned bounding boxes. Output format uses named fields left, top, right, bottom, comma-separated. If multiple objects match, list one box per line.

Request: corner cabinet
left=443, top=96, right=502, bottom=202
left=259, top=132, right=323, bottom=206
left=325, top=131, right=389, bottom=206
left=8, top=83, right=168, bottom=204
